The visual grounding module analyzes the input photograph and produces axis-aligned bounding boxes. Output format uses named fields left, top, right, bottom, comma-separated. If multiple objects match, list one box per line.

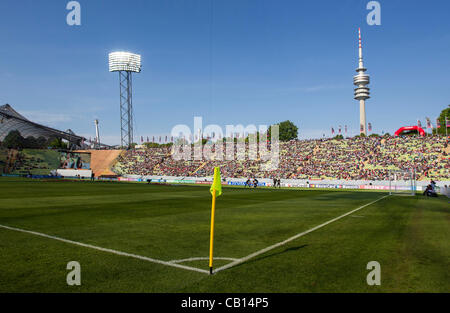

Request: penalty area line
left=214, top=194, right=390, bottom=274
left=0, top=224, right=210, bottom=275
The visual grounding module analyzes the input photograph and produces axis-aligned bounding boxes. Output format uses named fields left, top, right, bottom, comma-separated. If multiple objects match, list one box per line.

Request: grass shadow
left=233, top=244, right=309, bottom=269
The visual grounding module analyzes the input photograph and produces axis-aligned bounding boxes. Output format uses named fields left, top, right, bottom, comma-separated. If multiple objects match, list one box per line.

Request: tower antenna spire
left=358, top=27, right=364, bottom=68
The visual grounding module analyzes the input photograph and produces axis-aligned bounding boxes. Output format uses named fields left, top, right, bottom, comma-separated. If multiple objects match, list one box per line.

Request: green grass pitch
left=0, top=177, right=448, bottom=293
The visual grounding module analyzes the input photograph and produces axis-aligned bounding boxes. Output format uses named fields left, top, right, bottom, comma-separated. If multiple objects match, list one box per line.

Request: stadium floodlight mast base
left=109, top=52, right=142, bottom=149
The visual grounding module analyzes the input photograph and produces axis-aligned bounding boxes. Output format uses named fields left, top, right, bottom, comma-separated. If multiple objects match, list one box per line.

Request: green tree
left=48, top=137, right=65, bottom=149
left=36, top=137, right=48, bottom=148
left=433, top=106, right=450, bottom=136
left=24, top=136, right=38, bottom=148
left=268, top=120, right=299, bottom=142
left=2, top=130, right=25, bottom=149
left=143, top=142, right=173, bottom=149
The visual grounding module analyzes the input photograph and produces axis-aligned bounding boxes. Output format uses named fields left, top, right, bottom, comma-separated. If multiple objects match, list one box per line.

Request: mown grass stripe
left=0, top=224, right=210, bottom=275
left=215, top=195, right=390, bottom=274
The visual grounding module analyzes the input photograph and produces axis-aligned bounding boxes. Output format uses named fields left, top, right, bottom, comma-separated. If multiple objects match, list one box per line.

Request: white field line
left=169, top=257, right=238, bottom=264
left=0, top=224, right=210, bottom=275
left=214, top=195, right=390, bottom=274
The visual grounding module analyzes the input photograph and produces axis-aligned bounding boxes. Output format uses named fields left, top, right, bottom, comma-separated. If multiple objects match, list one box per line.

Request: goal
left=388, top=169, right=416, bottom=196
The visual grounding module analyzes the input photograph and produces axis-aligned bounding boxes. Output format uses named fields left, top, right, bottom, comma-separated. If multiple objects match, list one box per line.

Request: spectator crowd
left=113, top=136, right=449, bottom=181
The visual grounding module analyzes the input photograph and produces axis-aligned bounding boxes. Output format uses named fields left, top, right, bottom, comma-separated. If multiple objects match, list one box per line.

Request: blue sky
left=0, top=0, right=449, bottom=144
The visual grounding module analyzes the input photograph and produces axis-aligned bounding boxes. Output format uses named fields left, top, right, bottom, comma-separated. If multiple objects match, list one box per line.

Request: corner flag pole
left=208, top=167, right=222, bottom=275
left=209, top=189, right=216, bottom=275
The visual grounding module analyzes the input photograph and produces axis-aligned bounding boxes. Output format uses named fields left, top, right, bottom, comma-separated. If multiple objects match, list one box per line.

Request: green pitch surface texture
left=0, top=177, right=448, bottom=293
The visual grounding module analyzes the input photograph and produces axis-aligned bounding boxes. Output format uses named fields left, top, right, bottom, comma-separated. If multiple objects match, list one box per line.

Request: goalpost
left=388, top=169, right=416, bottom=196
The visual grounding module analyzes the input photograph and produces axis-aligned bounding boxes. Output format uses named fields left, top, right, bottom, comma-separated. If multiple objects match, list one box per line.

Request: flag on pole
left=338, top=126, right=342, bottom=134
left=436, top=119, right=441, bottom=129
left=417, top=120, right=422, bottom=128
left=426, top=117, right=432, bottom=129
left=446, top=117, right=450, bottom=128
left=345, top=125, right=348, bottom=134
left=210, top=167, right=222, bottom=197
left=209, top=167, right=222, bottom=275
left=368, top=123, right=372, bottom=132
left=331, top=127, right=335, bottom=135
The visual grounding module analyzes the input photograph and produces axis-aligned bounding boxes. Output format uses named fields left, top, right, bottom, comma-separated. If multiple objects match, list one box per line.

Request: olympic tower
left=353, top=28, right=371, bottom=136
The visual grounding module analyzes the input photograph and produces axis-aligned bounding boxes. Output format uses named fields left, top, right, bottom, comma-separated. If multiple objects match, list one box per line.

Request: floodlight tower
left=353, top=28, right=371, bottom=136
left=109, top=52, right=142, bottom=148
left=94, top=119, right=100, bottom=147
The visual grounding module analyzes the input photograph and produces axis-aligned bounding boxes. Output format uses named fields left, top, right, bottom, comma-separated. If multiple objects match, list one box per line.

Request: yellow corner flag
left=209, top=167, right=222, bottom=275
left=210, top=167, right=222, bottom=197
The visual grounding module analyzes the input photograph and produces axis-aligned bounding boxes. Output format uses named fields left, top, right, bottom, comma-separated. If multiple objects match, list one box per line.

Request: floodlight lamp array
left=109, top=52, right=141, bottom=73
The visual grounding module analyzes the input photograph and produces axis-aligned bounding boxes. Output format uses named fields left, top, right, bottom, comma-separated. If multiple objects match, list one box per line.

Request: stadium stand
left=112, top=147, right=171, bottom=176
left=0, top=148, right=8, bottom=173
left=6, top=149, right=60, bottom=176
left=113, top=136, right=449, bottom=181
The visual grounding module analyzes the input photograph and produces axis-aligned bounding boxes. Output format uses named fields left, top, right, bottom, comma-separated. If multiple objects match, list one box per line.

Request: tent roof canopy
left=0, top=104, right=86, bottom=144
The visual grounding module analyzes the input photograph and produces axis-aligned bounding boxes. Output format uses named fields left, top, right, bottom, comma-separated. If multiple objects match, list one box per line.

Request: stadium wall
left=56, top=169, right=92, bottom=178
left=122, top=174, right=450, bottom=193
left=75, top=150, right=123, bottom=177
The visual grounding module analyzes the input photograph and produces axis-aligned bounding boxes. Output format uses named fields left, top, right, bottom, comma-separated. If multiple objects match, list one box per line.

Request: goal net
left=388, top=169, right=416, bottom=196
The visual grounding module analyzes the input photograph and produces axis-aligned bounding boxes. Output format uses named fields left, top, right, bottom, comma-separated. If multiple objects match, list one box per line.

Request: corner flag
left=210, top=167, right=222, bottom=197
left=209, top=167, right=222, bottom=275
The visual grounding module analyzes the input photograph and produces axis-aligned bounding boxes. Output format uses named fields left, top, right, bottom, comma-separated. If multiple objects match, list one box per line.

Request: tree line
left=0, top=130, right=66, bottom=149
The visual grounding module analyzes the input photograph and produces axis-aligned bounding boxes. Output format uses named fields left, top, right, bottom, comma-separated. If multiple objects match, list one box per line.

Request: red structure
left=395, top=126, right=426, bottom=137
